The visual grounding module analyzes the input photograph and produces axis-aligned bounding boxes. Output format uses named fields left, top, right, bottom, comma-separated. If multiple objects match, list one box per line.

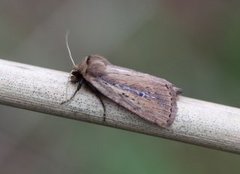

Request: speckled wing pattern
left=85, top=65, right=180, bottom=127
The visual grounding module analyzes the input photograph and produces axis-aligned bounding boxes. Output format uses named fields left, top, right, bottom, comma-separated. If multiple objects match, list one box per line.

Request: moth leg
left=61, top=79, right=84, bottom=104
left=86, top=84, right=106, bottom=122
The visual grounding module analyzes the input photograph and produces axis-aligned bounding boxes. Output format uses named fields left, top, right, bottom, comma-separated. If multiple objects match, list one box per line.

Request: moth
left=63, top=33, right=181, bottom=128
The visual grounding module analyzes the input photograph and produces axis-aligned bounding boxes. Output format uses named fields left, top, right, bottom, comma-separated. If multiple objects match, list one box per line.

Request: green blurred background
left=0, top=1, right=240, bottom=173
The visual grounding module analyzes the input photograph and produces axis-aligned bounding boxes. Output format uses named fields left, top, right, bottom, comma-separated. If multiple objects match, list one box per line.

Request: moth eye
left=72, top=71, right=78, bottom=76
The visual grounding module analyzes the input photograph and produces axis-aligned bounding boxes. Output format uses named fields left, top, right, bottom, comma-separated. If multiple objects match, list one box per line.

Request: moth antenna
left=65, top=31, right=76, bottom=66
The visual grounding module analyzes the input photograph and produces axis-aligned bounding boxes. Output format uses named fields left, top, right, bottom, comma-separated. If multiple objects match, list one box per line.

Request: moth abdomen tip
left=173, top=86, right=183, bottom=95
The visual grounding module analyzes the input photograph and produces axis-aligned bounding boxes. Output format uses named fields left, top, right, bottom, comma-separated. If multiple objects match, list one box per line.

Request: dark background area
left=0, top=1, right=240, bottom=173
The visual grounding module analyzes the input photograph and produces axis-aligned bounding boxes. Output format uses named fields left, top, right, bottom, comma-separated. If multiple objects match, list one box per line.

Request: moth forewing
left=75, top=55, right=181, bottom=128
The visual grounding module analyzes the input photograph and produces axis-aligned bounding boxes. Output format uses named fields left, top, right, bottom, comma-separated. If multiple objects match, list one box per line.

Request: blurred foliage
left=0, top=1, right=240, bottom=174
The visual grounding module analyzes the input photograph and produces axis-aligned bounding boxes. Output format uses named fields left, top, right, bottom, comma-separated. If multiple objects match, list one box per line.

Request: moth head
left=70, top=68, right=83, bottom=83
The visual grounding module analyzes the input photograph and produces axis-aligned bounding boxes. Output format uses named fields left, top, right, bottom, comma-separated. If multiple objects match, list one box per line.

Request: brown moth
left=64, top=33, right=181, bottom=128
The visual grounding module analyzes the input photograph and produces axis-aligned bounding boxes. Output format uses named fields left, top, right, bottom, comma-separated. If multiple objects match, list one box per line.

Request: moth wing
left=85, top=65, right=179, bottom=127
